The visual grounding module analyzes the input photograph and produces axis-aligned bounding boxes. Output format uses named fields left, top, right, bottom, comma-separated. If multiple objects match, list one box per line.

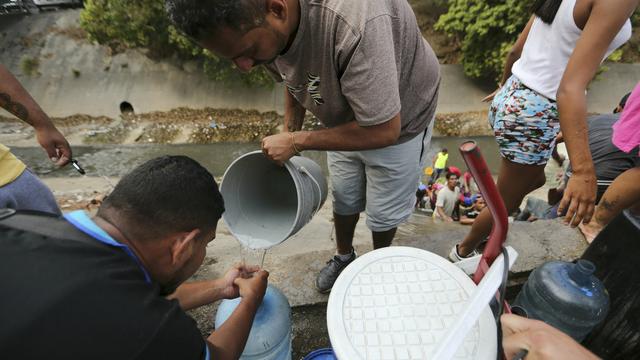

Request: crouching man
left=0, top=155, right=268, bottom=360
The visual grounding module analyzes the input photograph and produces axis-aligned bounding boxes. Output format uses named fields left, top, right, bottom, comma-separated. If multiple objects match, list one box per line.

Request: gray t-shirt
left=567, top=114, right=640, bottom=183
left=265, top=0, right=441, bottom=144
left=435, top=186, right=460, bottom=218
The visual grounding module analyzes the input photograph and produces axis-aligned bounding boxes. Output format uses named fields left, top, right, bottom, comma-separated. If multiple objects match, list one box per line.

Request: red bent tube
left=459, top=141, right=509, bottom=284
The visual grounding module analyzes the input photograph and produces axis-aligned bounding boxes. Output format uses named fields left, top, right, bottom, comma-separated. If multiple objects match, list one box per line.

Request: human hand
left=219, top=263, right=262, bottom=299
left=558, top=171, right=596, bottom=227
left=482, top=86, right=502, bottom=103
left=35, top=124, right=71, bottom=166
left=501, top=314, right=599, bottom=360
left=446, top=216, right=454, bottom=223
left=262, top=132, right=298, bottom=165
left=555, top=131, right=564, bottom=144
left=233, top=269, right=269, bottom=304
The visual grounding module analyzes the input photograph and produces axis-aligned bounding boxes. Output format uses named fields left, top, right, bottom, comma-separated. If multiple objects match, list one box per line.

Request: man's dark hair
left=442, top=148, right=448, bottom=153
left=532, top=0, right=562, bottom=24
left=446, top=172, right=458, bottom=180
left=165, top=0, right=266, bottom=40
left=619, top=92, right=631, bottom=109
left=98, top=156, right=224, bottom=240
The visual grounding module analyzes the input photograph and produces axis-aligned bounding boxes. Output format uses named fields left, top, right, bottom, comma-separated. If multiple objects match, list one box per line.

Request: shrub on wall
left=435, top=0, right=531, bottom=82
left=79, top=0, right=273, bottom=87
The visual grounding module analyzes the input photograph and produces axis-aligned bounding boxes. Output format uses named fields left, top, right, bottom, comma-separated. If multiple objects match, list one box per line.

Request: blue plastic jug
left=303, top=348, right=336, bottom=360
left=215, top=285, right=292, bottom=360
left=513, top=259, right=609, bottom=341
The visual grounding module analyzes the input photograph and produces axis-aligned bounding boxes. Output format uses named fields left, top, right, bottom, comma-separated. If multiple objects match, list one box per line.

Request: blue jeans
left=0, top=169, right=60, bottom=215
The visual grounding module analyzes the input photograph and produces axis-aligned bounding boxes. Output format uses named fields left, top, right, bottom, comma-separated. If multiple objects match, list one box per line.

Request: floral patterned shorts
left=489, top=75, right=560, bottom=166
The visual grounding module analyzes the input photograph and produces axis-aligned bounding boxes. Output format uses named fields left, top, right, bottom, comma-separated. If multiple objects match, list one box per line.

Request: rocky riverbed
left=0, top=108, right=492, bottom=147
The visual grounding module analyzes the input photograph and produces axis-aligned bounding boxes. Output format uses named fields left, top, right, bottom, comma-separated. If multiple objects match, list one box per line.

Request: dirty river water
left=11, top=136, right=501, bottom=179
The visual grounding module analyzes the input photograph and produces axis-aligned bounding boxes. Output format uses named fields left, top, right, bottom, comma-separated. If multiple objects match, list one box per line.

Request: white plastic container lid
left=327, top=247, right=497, bottom=360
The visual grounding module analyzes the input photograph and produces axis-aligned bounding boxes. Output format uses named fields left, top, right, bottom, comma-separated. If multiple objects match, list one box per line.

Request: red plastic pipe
left=459, top=141, right=509, bottom=284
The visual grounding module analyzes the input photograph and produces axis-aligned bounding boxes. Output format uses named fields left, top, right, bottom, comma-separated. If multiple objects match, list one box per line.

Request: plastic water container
left=513, top=259, right=609, bottom=341
left=303, top=348, right=337, bottom=360
left=220, top=151, right=327, bottom=249
left=215, top=285, right=292, bottom=360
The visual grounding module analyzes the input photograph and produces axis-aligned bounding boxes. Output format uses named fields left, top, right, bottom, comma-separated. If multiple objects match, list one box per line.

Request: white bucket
left=327, top=247, right=497, bottom=359
left=220, top=151, right=328, bottom=249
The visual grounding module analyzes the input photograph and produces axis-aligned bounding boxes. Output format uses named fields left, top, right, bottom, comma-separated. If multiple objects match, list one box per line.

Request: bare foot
left=578, top=221, right=603, bottom=244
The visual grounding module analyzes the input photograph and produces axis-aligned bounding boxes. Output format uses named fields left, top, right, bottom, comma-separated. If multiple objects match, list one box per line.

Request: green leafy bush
left=80, top=0, right=273, bottom=87
left=436, top=1, right=639, bottom=82
left=435, top=0, right=531, bottom=82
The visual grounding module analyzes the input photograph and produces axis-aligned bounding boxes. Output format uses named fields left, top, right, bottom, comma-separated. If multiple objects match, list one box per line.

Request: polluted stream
left=11, top=136, right=500, bottom=179
left=11, top=138, right=501, bottom=358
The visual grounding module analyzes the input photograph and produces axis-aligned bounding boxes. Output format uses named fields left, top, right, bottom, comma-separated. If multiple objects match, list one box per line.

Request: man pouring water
left=166, top=0, right=441, bottom=293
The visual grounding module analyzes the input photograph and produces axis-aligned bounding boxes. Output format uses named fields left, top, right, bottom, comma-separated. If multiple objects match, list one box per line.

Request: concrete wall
left=1, top=10, right=638, bottom=118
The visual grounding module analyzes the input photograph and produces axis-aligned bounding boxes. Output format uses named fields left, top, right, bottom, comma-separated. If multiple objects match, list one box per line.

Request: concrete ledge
left=198, top=205, right=588, bottom=309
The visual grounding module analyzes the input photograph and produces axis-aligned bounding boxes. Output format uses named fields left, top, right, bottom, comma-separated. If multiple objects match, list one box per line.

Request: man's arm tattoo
left=0, top=92, right=29, bottom=121
left=599, top=199, right=617, bottom=212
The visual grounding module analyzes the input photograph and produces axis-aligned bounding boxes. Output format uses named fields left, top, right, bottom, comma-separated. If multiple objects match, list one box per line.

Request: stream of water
left=11, top=136, right=501, bottom=179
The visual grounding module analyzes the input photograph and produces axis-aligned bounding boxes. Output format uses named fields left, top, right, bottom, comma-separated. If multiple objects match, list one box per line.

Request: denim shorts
left=489, top=75, right=560, bottom=166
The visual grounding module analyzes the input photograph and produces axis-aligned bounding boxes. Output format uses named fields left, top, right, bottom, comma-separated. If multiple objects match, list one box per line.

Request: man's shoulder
left=308, top=0, right=394, bottom=32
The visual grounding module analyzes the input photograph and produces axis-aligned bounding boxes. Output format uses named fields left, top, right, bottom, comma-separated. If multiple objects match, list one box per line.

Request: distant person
left=430, top=148, right=449, bottom=182
left=460, top=195, right=486, bottom=225
left=434, top=173, right=460, bottom=222
left=462, top=170, right=478, bottom=197
left=415, top=183, right=427, bottom=208
left=0, top=64, right=72, bottom=215
left=450, top=0, right=636, bottom=262
left=447, top=165, right=462, bottom=179
left=0, top=156, right=269, bottom=359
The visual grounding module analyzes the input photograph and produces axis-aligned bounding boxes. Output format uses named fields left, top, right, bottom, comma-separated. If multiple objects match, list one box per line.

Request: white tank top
left=511, top=0, right=631, bottom=100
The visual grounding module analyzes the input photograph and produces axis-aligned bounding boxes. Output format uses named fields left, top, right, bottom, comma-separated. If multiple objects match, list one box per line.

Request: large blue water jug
left=215, top=285, right=292, bottom=360
left=513, top=259, right=609, bottom=341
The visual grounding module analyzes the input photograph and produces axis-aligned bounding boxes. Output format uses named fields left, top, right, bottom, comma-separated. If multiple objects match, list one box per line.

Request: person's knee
left=366, top=206, right=407, bottom=232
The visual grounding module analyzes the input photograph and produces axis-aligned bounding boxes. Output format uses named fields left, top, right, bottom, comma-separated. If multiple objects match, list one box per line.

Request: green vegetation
left=20, top=56, right=40, bottom=77
left=435, top=0, right=531, bottom=82
left=78, top=0, right=640, bottom=86
left=79, top=0, right=272, bottom=87
left=435, top=0, right=640, bottom=82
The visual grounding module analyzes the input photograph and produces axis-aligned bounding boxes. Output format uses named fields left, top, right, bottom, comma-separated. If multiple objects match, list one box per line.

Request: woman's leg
left=579, top=167, right=640, bottom=243
left=457, top=158, right=546, bottom=257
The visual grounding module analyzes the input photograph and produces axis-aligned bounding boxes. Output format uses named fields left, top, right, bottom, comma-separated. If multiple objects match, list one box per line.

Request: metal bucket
left=220, top=151, right=327, bottom=249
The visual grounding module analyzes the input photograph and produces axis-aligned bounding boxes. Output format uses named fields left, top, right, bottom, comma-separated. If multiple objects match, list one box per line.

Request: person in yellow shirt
left=0, top=64, right=72, bottom=215
left=430, top=148, right=448, bottom=182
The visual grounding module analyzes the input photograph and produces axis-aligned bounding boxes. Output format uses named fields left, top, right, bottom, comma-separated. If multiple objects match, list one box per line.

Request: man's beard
left=252, top=25, right=289, bottom=66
